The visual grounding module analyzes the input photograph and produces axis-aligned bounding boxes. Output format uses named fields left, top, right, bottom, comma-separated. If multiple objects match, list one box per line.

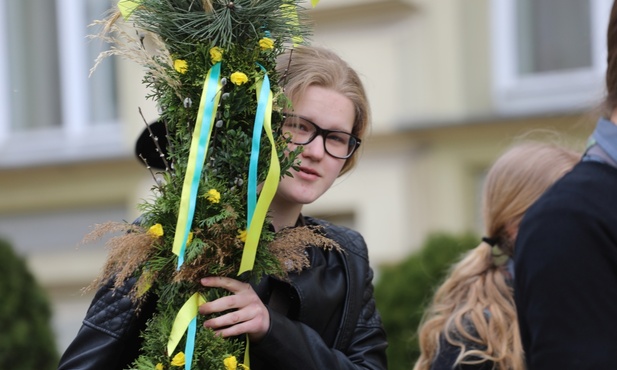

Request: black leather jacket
left=58, top=216, right=388, bottom=369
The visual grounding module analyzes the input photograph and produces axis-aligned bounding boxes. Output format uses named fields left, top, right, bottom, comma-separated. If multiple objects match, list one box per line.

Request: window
left=491, top=0, right=613, bottom=115
left=0, top=0, right=121, bottom=167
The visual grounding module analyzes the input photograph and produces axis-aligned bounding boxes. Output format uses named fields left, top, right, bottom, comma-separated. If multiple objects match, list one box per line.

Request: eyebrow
left=285, top=113, right=354, bottom=133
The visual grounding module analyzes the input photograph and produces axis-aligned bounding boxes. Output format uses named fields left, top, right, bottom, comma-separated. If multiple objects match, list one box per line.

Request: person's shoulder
left=303, top=216, right=368, bottom=259
left=531, top=160, right=617, bottom=213
left=561, top=160, right=617, bottom=189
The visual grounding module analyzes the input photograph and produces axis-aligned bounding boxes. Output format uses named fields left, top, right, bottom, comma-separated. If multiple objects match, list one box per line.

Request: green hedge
left=374, top=232, right=479, bottom=370
left=0, top=238, right=59, bottom=370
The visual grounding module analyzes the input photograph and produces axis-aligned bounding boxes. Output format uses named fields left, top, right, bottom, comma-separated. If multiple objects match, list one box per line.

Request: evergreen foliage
left=0, top=238, right=59, bottom=370
left=374, top=232, right=478, bottom=370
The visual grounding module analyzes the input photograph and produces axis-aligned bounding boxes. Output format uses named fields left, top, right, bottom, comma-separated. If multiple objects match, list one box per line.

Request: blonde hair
left=414, top=142, right=580, bottom=370
left=603, top=0, right=617, bottom=116
left=276, top=45, right=370, bottom=175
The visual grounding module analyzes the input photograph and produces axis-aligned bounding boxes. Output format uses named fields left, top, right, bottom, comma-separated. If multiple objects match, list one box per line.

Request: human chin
left=279, top=175, right=322, bottom=204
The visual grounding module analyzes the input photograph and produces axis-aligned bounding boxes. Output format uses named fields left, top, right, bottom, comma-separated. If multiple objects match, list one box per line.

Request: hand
left=199, top=276, right=270, bottom=342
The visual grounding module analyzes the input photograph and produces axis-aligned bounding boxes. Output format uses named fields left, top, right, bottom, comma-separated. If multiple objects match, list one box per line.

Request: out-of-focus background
left=0, top=0, right=611, bottom=367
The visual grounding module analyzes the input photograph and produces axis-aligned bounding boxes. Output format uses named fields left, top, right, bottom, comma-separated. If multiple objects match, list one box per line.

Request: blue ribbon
left=247, top=66, right=271, bottom=228
left=184, top=317, right=197, bottom=370
left=176, top=62, right=221, bottom=268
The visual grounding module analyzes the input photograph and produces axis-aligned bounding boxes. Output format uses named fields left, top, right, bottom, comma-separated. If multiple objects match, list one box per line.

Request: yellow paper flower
left=224, top=356, right=237, bottom=370
left=155, top=363, right=164, bottom=370
left=173, top=59, right=188, bottom=74
left=230, top=71, right=249, bottom=86
left=210, top=46, right=224, bottom=63
left=258, top=37, right=274, bottom=50
left=147, top=223, right=164, bottom=238
left=205, top=189, right=221, bottom=203
left=171, top=352, right=186, bottom=367
left=187, top=231, right=194, bottom=245
left=237, top=229, right=247, bottom=242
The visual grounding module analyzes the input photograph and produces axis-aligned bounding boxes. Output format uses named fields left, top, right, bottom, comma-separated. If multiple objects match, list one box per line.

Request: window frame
left=0, top=0, right=124, bottom=168
left=490, top=0, right=612, bottom=116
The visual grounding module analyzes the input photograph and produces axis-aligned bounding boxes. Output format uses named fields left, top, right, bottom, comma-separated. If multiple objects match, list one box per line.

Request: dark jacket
left=58, top=216, right=388, bottom=370
left=514, top=161, right=617, bottom=369
left=429, top=336, right=493, bottom=370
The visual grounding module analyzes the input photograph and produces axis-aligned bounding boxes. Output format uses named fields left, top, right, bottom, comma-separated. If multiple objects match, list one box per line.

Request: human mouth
left=297, top=166, right=319, bottom=179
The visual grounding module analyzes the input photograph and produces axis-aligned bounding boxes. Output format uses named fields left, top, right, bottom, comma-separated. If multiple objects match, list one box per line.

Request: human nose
left=300, top=134, right=326, bottom=159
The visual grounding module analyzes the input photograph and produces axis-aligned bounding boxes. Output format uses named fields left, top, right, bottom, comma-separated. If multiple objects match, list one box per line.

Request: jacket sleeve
left=57, top=277, right=156, bottom=370
left=249, top=235, right=388, bottom=370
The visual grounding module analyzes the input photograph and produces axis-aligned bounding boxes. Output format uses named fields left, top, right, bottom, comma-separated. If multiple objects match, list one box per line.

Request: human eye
left=283, top=116, right=310, bottom=131
left=296, top=119, right=311, bottom=132
left=283, top=116, right=299, bottom=130
left=327, top=132, right=351, bottom=146
left=282, top=116, right=313, bottom=144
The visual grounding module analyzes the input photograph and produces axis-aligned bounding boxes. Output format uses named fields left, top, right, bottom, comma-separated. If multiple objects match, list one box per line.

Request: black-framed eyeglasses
left=281, top=114, right=361, bottom=159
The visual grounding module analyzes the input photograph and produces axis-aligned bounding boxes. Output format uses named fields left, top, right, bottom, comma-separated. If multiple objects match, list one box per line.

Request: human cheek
left=325, top=158, right=345, bottom=181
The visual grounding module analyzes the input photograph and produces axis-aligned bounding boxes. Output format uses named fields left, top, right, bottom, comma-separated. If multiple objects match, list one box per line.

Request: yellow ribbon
left=118, top=0, right=141, bottom=19
left=238, top=80, right=280, bottom=274
left=244, top=335, right=251, bottom=368
left=167, top=293, right=207, bottom=356
left=172, top=64, right=222, bottom=262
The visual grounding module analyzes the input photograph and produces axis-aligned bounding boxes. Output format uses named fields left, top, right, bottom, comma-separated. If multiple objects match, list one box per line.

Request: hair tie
left=491, top=245, right=510, bottom=266
left=483, top=236, right=511, bottom=267
left=482, top=236, right=498, bottom=246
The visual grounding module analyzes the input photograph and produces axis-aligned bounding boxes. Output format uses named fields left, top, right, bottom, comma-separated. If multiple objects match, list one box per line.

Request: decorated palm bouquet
left=85, top=1, right=325, bottom=369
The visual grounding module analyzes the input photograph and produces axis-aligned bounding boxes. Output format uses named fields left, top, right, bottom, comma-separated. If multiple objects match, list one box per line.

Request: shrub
left=0, top=238, right=59, bottom=369
left=374, top=231, right=479, bottom=370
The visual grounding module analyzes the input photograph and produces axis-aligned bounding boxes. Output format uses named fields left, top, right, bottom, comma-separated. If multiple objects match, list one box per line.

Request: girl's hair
left=277, top=45, right=370, bottom=175
left=604, top=0, right=617, bottom=117
left=414, top=142, right=580, bottom=370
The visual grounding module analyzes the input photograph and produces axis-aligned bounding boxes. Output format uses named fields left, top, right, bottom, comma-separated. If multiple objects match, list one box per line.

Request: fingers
left=198, top=293, right=241, bottom=316
left=200, top=276, right=247, bottom=293
left=206, top=318, right=262, bottom=339
left=198, top=277, right=253, bottom=315
left=201, top=304, right=267, bottom=339
left=197, top=277, right=270, bottom=341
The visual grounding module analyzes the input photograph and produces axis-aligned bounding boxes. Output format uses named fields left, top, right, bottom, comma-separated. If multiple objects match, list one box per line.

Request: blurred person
left=514, top=1, right=617, bottom=368
left=414, top=142, right=579, bottom=370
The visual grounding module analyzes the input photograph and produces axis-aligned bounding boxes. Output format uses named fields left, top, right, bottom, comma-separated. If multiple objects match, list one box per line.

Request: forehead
left=291, top=85, right=355, bottom=132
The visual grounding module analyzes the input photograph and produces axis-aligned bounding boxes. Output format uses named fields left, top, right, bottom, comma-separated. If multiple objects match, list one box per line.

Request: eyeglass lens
left=282, top=115, right=357, bottom=159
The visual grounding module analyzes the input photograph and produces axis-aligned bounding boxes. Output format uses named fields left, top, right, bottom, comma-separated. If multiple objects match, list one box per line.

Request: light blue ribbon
left=247, top=66, right=271, bottom=228
left=177, top=62, right=221, bottom=269
left=184, top=317, right=197, bottom=370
